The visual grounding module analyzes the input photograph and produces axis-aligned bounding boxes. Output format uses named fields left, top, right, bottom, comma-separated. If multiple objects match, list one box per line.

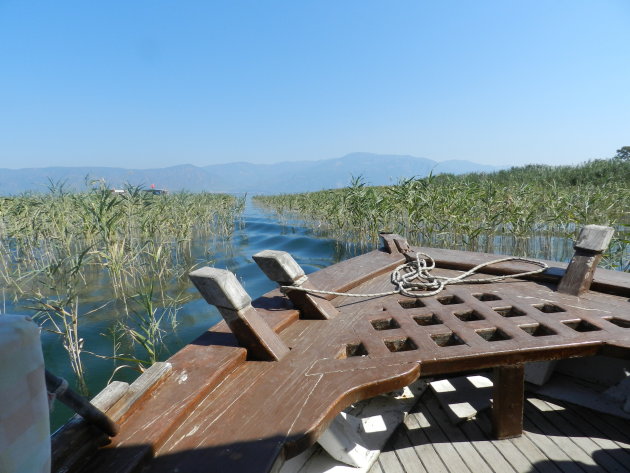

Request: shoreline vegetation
left=0, top=182, right=245, bottom=395
left=254, top=151, right=630, bottom=273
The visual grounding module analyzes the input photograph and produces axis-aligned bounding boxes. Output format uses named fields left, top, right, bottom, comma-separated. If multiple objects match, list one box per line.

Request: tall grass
left=254, top=156, right=630, bottom=272
left=0, top=182, right=244, bottom=393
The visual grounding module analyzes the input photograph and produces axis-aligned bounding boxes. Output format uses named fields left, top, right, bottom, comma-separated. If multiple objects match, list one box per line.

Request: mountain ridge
left=0, top=153, right=500, bottom=195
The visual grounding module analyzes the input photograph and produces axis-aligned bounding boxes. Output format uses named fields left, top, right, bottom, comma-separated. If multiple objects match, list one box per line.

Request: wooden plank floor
left=369, top=389, right=630, bottom=473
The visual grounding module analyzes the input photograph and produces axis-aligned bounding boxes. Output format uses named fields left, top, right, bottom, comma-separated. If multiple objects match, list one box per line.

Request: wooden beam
left=558, top=225, right=614, bottom=296
left=492, top=364, right=525, bottom=439
left=52, top=363, right=173, bottom=472
left=253, top=250, right=339, bottom=320
left=107, top=362, right=173, bottom=423
left=46, top=370, right=119, bottom=437
left=52, top=381, right=130, bottom=473
left=189, top=267, right=290, bottom=360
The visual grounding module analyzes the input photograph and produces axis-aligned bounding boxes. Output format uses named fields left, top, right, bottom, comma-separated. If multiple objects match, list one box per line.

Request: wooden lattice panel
left=331, top=269, right=630, bottom=375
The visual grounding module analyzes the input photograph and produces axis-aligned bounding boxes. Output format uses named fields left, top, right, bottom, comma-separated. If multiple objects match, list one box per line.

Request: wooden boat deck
left=51, top=231, right=630, bottom=473
left=370, top=389, right=630, bottom=473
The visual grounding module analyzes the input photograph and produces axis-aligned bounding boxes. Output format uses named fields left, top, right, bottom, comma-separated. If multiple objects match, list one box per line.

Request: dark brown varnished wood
left=492, top=364, right=525, bottom=439
left=61, top=244, right=630, bottom=473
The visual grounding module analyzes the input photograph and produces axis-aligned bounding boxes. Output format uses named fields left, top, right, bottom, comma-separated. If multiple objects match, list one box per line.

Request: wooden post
left=52, top=381, right=130, bottom=472
left=253, top=250, right=339, bottom=320
left=52, top=363, right=173, bottom=472
left=492, top=364, right=524, bottom=439
left=46, top=370, right=119, bottom=437
left=189, top=267, right=290, bottom=361
left=558, top=225, right=614, bottom=296
left=379, top=232, right=410, bottom=254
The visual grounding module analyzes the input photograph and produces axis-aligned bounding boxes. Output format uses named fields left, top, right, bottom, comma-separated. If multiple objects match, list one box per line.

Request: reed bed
left=0, top=183, right=244, bottom=392
left=255, top=156, right=630, bottom=272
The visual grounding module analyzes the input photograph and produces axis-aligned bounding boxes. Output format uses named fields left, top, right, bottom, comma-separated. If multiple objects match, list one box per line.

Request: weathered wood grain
left=574, top=225, right=615, bottom=252
left=379, top=233, right=410, bottom=254
left=107, top=362, right=172, bottom=423
left=190, top=266, right=290, bottom=360
left=252, top=249, right=340, bottom=319
left=558, top=225, right=614, bottom=296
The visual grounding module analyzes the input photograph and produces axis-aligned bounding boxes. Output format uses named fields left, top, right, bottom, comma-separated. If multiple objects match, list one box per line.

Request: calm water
left=35, top=200, right=363, bottom=430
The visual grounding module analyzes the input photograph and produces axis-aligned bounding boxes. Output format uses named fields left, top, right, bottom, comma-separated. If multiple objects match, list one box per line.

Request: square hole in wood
left=384, top=337, right=417, bottom=353
left=604, top=317, right=630, bottom=329
left=413, top=314, right=442, bottom=326
left=473, top=293, right=502, bottom=301
left=494, top=306, right=527, bottom=317
left=337, top=342, right=368, bottom=359
left=519, top=323, right=555, bottom=337
left=431, top=332, right=465, bottom=347
left=370, top=318, right=400, bottom=331
left=437, top=294, right=464, bottom=305
left=476, top=328, right=511, bottom=342
left=534, top=303, right=566, bottom=313
left=399, top=299, right=426, bottom=309
left=563, top=319, right=601, bottom=332
left=454, top=310, right=484, bottom=322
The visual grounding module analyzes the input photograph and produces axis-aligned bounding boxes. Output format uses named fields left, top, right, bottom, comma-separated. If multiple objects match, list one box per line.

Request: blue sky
left=0, top=1, right=628, bottom=169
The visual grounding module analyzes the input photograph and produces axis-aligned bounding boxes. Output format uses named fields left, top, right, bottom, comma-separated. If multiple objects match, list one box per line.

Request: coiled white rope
left=280, top=252, right=548, bottom=299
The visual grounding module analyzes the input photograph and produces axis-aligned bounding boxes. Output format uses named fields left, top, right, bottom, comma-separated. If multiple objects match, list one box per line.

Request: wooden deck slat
left=391, top=433, right=428, bottom=473
left=520, top=420, right=583, bottom=473
left=375, top=448, right=405, bottom=473
left=401, top=409, right=449, bottom=473
left=524, top=400, right=598, bottom=470
left=412, top=402, right=472, bottom=473
left=560, top=402, right=630, bottom=453
left=372, top=391, right=630, bottom=473
left=457, top=414, right=520, bottom=473
left=535, top=398, right=630, bottom=473
left=368, top=459, right=384, bottom=473
left=476, top=409, right=564, bottom=473
left=593, top=411, right=630, bottom=445
left=423, top=396, right=494, bottom=473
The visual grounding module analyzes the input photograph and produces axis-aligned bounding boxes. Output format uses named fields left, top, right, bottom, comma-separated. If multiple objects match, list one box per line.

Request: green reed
left=255, top=154, right=630, bottom=272
left=0, top=183, right=244, bottom=391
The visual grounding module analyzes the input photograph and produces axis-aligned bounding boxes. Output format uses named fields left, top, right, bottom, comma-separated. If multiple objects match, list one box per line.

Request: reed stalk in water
left=0, top=182, right=245, bottom=393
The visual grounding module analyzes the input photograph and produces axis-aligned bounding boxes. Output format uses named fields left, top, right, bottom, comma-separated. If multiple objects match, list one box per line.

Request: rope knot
left=280, top=274, right=309, bottom=294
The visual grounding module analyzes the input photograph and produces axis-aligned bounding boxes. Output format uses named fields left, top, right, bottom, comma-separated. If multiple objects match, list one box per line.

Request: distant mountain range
left=0, top=153, right=500, bottom=195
